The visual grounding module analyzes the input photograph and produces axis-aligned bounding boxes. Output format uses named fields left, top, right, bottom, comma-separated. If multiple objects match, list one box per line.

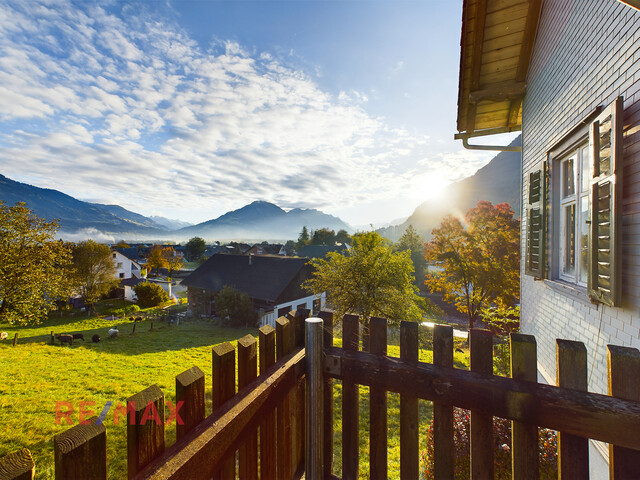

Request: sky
left=0, top=0, right=506, bottom=227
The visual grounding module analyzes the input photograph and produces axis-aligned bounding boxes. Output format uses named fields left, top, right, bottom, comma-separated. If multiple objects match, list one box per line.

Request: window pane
left=563, top=204, right=576, bottom=276
left=580, top=196, right=589, bottom=284
left=562, top=158, right=575, bottom=197
left=581, top=145, right=591, bottom=193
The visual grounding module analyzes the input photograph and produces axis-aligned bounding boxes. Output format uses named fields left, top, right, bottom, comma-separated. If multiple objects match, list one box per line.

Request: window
left=525, top=97, right=622, bottom=307
left=119, top=273, right=125, bottom=279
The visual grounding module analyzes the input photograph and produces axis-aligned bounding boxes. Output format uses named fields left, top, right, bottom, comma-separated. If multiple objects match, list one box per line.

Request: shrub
left=215, top=286, right=258, bottom=327
left=134, top=282, right=170, bottom=308
left=103, top=304, right=140, bottom=317
left=422, top=408, right=557, bottom=479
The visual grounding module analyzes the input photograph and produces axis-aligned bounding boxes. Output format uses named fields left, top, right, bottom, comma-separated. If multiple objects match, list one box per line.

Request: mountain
left=378, top=135, right=521, bottom=242
left=149, top=216, right=193, bottom=230
left=0, top=174, right=167, bottom=235
left=177, top=201, right=353, bottom=241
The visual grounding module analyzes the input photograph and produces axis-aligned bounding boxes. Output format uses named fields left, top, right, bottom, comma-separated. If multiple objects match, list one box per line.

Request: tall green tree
left=305, top=231, right=425, bottom=327
left=71, top=240, right=117, bottom=313
left=296, top=226, right=310, bottom=249
left=335, top=229, right=351, bottom=245
left=393, top=225, right=427, bottom=287
left=311, top=227, right=335, bottom=245
left=425, top=201, right=520, bottom=329
left=215, top=286, right=258, bottom=327
left=0, top=202, right=72, bottom=325
left=184, top=237, right=206, bottom=261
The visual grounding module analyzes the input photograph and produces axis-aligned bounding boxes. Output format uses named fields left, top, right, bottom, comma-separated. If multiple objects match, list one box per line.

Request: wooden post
left=149, top=322, right=154, bottom=331
left=369, top=317, right=388, bottom=479
left=127, top=385, right=165, bottom=480
left=342, top=314, right=360, bottom=480
left=0, top=448, right=35, bottom=480
left=131, top=321, right=137, bottom=335
left=608, top=344, right=640, bottom=479
left=238, top=334, right=258, bottom=480
left=54, top=417, right=107, bottom=479
left=287, top=309, right=308, bottom=477
left=556, top=339, right=588, bottom=479
left=318, top=310, right=334, bottom=475
left=212, top=342, right=236, bottom=480
left=305, top=318, right=324, bottom=480
left=470, top=328, right=494, bottom=480
left=259, top=325, right=277, bottom=480
left=433, top=325, right=454, bottom=479
left=276, top=317, right=292, bottom=480
left=175, top=366, right=205, bottom=441
left=400, top=321, right=419, bottom=480
left=51, top=331, right=55, bottom=346
left=510, top=333, right=538, bottom=480
left=12, top=333, right=17, bottom=346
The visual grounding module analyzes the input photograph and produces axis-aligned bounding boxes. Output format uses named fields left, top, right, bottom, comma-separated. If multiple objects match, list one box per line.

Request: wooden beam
left=135, top=349, right=305, bottom=480
left=515, top=0, right=542, bottom=82
left=323, top=347, right=640, bottom=450
left=469, top=81, right=526, bottom=103
left=466, top=0, right=489, bottom=133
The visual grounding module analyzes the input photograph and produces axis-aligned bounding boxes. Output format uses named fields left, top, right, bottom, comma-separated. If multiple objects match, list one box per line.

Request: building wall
left=112, top=251, right=141, bottom=280
left=259, top=292, right=326, bottom=328
left=521, top=0, right=640, bottom=397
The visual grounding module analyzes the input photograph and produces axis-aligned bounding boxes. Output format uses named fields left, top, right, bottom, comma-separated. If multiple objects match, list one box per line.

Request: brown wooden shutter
left=588, top=97, right=623, bottom=306
left=525, top=162, right=546, bottom=278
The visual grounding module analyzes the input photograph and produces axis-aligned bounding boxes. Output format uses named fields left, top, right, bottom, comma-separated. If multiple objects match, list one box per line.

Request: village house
left=182, top=253, right=325, bottom=327
left=244, top=243, right=287, bottom=256
left=456, top=0, right=640, bottom=471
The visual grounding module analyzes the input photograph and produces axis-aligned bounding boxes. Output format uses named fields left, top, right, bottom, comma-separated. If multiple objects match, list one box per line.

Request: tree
left=335, top=229, right=351, bottom=245
left=147, top=246, right=168, bottom=273
left=425, top=201, right=520, bottom=329
left=284, top=240, right=296, bottom=256
left=393, top=225, right=427, bottom=287
left=305, top=231, right=425, bottom=328
left=165, top=252, right=183, bottom=278
left=185, top=237, right=206, bottom=261
left=311, top=227, right=335, bottom=245
left=0, top=202, right=72, bottom=325
left=134, top=282, right=169, bottom=308
left=215, top=286, right=258, bottom=327
left=114, top=240, right=130, bottom=248
left=71, top=240, right=118, bottom=313
left=296, top=226, right=310, bottom=249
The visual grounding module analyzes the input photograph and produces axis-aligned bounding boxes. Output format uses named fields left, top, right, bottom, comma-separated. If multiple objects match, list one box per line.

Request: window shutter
left=525, top=162, right=546, bottom=278
left=588, top=97, right=623, bottom=306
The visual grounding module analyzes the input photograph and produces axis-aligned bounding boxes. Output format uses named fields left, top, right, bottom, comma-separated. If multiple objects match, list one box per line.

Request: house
left=296, top=243, right=350, bottom=259
left=244, top=243, right=287, bottom=256
left=111, top=249, right=143, bottom=281
left=456, top=0, right=640, bottom=471
left=182, top=253, right=325, bottom=327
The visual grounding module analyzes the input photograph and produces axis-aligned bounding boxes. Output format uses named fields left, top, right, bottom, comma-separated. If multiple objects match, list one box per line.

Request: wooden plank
left=0, top=448, right=34, bottom=480
left=175, top=366, right=205, bottom=441
left=556, top=340, right=589, bottom=479
left=608, top=344, right=640, bottom=479
left=54, top=418, right=106, bottom=479
left=276, top=317, right=292, bottom=480
left=465, top=0, right=487, bottom=132
left=127, top=385, right=165, bottom=480
left=510, top=334, right=538, bottom=480
left=369, top=317, right=388, bottom=479
left=470, top=329, right=494, bottom=480
left=135, top=349, right=305, bottom=480
left=259, top=325, right=277, bottom=480
left=342, top=314, right=360, bottom=480
left=318, top=310, right=334, bottom=475
left=400, top=321, right=419, bottom=480
left=433, top=325, right=454, bottom=479
left=293, top=310, right=309, bottom=477
left=238, top=335, right=258, bottom=480
left=212, top=342, right=236, bottom=480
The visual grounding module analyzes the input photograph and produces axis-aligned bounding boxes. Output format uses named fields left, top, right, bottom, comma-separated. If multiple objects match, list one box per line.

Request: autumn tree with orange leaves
left=425, top=201, right=520, bottom=329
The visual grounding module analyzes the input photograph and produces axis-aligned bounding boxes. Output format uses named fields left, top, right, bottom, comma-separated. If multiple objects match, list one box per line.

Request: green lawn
left=0, top=314, right=470, bottom=480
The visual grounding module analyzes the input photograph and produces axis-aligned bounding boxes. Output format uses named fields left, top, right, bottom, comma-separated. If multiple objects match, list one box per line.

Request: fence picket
left=607, top=344, right=640, bottom=479
left=259, top=325, right=277, bottom=480
left=238, top=335, right=258, bottom=480
left=369, top=317, right=388, bottom=479
left=556, top=339, right=589, bottom=478
left=342, top=314, right=360, bottom=480
left=175, top=366, right=205, bottom=441
left=276, top=317, right=292, bottom=480
left=400, top=321, right=419, bottom=480
left=212, top=342, right=236, bottom=480
left=54, top=417, right=106, bottom=479
left=510, top=333, right=538, bottom=480
left=127, top=385, right=165, bottom=480
left=318, top=310, right=335, bottom=475
left=0, top=448, right=34, bottom=480
left=433, top=325, right=454, bottom=479
left=470, top=329, right=494, bottom=480
left=291, top=309, right=309, bottom=476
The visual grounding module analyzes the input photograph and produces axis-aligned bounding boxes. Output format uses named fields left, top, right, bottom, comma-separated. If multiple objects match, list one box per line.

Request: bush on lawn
left=104, top=304, right=140, bottom=317
left=422, top=408, right=557, bottom=479
left=134, top=282, right=169, bottom=308
left=215, top=286, right=258, bottom=327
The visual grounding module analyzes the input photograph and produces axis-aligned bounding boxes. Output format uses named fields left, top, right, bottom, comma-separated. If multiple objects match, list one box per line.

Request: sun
left=411, top=172, right=449, bottom=201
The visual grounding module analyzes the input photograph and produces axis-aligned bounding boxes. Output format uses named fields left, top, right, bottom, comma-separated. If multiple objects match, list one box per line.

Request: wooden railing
left=3, top=310, right=640, bottom=479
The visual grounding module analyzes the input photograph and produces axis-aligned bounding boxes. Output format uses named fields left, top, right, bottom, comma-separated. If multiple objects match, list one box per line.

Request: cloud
left=0, top=0, right=480, bottom=224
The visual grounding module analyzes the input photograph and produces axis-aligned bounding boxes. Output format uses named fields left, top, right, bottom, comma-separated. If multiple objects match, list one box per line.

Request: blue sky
left=0, top=0, right=500, bottom=227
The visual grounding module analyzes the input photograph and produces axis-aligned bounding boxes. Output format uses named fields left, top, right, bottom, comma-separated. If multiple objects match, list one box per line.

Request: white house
left=111, top=250, right=143, bottom=281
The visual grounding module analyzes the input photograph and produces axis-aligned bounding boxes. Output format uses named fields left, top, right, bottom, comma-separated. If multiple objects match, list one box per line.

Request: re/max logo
left=55, top=400, right=184, bottom=426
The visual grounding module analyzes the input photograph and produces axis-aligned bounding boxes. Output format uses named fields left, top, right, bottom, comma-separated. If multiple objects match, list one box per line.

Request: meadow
left=0, top=309, right=470, bottom=479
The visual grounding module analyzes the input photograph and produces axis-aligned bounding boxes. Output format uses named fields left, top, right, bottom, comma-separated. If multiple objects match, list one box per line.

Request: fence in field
left=2, top=309, right=640, bottom=479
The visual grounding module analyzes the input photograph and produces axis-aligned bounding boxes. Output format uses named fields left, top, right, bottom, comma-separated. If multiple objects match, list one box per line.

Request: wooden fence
left=2, top=310, right=640, bottom=479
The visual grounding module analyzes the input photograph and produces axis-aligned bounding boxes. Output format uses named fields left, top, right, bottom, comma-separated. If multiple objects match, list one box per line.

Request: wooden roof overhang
left=456, top=0, right=542, bottom=150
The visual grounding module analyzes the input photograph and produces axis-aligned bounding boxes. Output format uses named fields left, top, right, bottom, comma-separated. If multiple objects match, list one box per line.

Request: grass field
left=0, top=310, right=470, bottom=479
